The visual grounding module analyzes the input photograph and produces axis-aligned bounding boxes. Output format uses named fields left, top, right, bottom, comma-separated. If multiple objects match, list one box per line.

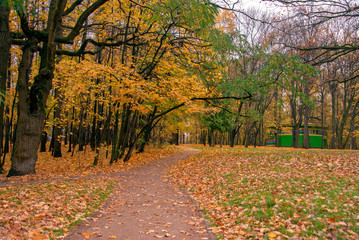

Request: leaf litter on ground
left=169, top=147, right=359, bottom=240
left=0, top=145, right=179, bottom=239
left=0, top=145, right=179, bottom=183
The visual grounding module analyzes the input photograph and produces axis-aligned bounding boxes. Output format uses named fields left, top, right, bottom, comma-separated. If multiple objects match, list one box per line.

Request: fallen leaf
left=81, top=232, right=96, bottom=239
left=30, top=231, right=49, bottom=240
left=268, top=232, right=277, bottom=238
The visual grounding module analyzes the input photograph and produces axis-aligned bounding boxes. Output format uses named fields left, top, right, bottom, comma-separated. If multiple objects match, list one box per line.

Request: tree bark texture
left=0, top=4, right=10, bottom=78
left=8, top=0, right=67, bottom=176
left=0, top=4, right=10, bottom=165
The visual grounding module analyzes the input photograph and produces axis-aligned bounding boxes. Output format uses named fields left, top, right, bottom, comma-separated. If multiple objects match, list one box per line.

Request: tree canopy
left=0, top=0, right=358, bottom=176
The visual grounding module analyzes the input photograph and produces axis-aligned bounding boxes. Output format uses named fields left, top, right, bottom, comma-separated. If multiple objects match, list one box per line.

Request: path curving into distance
left=65, top=147, right=216, bottom=240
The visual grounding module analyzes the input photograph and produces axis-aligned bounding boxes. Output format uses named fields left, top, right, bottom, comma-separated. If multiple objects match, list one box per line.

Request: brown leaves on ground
left=0, top=177, right=114, bottom=239
left=170, top=147, right=359, bottom=239
left=0, top=145, right=179, bottom=239
left=0, top=145, right=179, bottom=183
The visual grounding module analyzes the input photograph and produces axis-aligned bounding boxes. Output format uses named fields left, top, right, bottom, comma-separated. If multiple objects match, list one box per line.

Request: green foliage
left=0, top=0, right=8, bottom=7
left=149, top=0, right=217, bottom=31
left=201, top=109, right=234, bottom=132
left=209, top=28, right=235, bottom=53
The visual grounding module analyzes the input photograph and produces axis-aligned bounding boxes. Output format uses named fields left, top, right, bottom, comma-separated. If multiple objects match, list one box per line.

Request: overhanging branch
left=153, top=94, right=252, bottom=121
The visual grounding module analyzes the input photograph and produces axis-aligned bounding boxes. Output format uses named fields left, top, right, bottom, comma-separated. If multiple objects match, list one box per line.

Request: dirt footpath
left=65, top=147, right=216, bottom=240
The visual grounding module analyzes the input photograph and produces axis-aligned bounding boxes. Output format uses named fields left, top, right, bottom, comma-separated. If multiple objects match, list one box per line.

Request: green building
left=266, top=124, right=328, bottom=148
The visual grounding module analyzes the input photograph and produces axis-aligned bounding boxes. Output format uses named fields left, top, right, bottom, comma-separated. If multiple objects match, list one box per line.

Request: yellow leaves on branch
left=215, top=10, right=236, bottom=34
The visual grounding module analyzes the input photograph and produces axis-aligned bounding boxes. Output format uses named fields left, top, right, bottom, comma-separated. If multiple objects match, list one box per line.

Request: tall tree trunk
left=68, top=107, right=74, bottom=152
left=90, top=100, right=97, bottom=150
left=173, top=130, right=179, bottom=146
left=293, top=123, right=300, bottom=148
left=229, top=102, right=243, bottom=147
left=201, top=130, right=206, bottom=146
left=49, top=126, right=55, bottom=152
left=330, top=84, right=337, bottom=148
left=93, top=106, right=112, bottom=166
left=348, top=99, right=359, bottom=150
left=77, top=107, right=85, bottom=152
left=8, top=0, right=67, bottom=177
left=0, top=4, right=10, bottom=169
left=52, top=86, right=62, bottom=157
left=110, top=109, right=120, bottom=164
left=116, top=106, right=132, bottom=160
left=95, top=102, right=104, bottom=148
left=302, top=82, right=310, bottom=149
left=303, top=107, right=310, bottom=149
left=349, top=111, right=357, bottom=150
left=209, top=129, right=214, bottom=147
left=220, top=133, right=223, bottom=148
left=8, top=45, right=44, bottom=176
left=122, top=112, right=139, bottom=163
left=320, top=87, right=325, bottom=149
left=290, top=96, right=299, bottom=148
left=52, top=23, right=64, bottom=157
left=1, top=85, right=16, bottom=168
left=40, top=131, right=47, bottom=152
left=138, top=106, right=157, bottom=153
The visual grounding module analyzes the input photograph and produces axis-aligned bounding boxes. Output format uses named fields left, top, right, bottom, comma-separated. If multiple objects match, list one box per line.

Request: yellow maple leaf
left=268, top=232, right=277, bottom=238
left=108, top=236, right=117, bottom=239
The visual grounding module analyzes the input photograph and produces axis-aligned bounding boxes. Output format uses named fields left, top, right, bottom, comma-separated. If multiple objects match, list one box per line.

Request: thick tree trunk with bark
left=8, top=0, right=67, bottom=177
left=10, top=109, right=45, bottom=176
left=8, top=45, right=48, bottom=176
left=0, top=4, right=10, bottom=166
left=292, top=123, right=300, bottom=148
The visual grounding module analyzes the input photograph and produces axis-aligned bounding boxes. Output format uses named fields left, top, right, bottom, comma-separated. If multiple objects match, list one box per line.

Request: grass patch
left=170, top=147, right=359, bottom=239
